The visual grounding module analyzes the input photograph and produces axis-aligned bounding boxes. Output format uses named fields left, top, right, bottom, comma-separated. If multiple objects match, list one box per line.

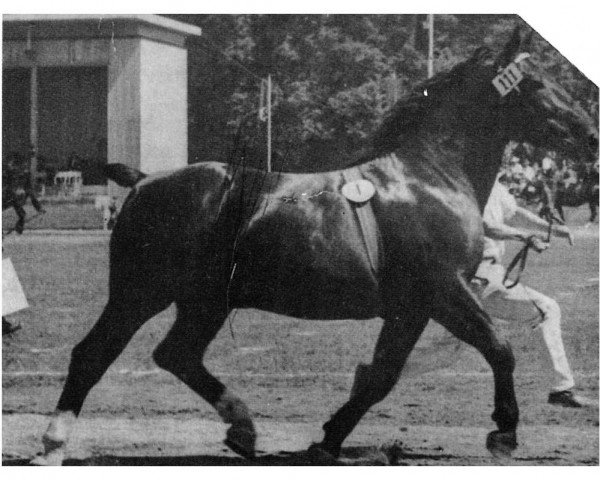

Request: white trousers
left=474, top=260, right=575, bottom=392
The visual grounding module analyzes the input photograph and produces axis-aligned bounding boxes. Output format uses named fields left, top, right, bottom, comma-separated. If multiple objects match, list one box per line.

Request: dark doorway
left=38, top=67, right=108, bottom=185
left=2, top=68, right=31, bottom=160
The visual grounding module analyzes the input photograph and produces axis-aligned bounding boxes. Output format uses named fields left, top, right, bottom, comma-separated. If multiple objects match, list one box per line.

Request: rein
left=502, top=208, right=554, bottom=289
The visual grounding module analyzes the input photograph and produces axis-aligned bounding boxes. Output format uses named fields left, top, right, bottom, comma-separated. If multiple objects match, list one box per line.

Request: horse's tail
left=104, top=163, right=147, bottom=188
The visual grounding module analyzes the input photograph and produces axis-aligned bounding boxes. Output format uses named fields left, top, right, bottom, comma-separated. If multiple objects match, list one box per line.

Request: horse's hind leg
left=314, top=309, right=429, bottom=459
left=431, top=276, right=518, bottom=459
left=31, top=292, right=172, bottom=465
left=153, top=297, right=256, bottom=458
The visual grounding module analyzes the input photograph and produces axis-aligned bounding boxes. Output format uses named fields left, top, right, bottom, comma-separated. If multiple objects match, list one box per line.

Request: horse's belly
left=229, top=248, right=380, bottom=320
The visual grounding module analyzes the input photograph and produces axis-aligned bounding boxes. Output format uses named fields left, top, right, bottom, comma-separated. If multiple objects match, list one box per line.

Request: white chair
left=54, top=171, right=82, bottom=197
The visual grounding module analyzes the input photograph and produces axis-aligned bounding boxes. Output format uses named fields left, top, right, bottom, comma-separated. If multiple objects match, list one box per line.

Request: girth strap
left=341, top=169, right=380, bottom=273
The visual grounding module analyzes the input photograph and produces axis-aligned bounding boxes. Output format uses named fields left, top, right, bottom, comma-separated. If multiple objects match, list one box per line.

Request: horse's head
left=452, top=27, right=598, bottom=163
left=373, top=27, right=597, bottom=164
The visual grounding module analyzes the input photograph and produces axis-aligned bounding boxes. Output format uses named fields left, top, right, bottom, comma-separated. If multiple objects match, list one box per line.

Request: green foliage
left=165, top=14, right=597, bottom=171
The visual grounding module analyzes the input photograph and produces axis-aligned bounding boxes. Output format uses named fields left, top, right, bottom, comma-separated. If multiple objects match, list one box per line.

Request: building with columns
left=2, top=14, right=201, bottom=193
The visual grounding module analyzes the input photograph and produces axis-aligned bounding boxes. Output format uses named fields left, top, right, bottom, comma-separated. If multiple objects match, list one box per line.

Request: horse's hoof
left=304, top=444, right=341, bottom=465
left=486, top=430, right=517, bottom=459
left=29, top=449, right=65, bottom=466
left=29, top=433, right=68, bottom=465
left=224, top=423, right=256, bottom=459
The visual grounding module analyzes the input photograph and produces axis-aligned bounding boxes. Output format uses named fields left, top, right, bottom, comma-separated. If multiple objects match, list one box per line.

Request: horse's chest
left=378, top=184, right=483, bottom=263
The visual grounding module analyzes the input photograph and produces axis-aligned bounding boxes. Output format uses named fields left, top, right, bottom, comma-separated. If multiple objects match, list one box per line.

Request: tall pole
left=427, top=14, right=434, bottom=79
left=27, top=23, right=39, bottom=187
left=266, top=74, right=272, bottom=173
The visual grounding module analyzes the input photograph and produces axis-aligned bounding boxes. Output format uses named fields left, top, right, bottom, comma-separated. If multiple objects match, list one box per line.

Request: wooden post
left=27, top=24, right=39, bottom=187
left=266, top=74, right=272, bottom=173
left=427, top=14, right=434, bottom=79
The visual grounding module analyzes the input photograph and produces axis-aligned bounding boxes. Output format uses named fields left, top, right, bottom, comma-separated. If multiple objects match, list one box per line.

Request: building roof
left=2, top=14, right=202, bottom=43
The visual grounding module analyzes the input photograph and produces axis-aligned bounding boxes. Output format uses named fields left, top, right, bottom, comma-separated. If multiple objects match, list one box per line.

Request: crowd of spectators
left=499, top=143, right=598, bottom=207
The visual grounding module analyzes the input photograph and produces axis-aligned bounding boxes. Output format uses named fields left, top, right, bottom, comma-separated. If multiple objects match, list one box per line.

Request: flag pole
left=27, top=23, right=39, bottom=188
left=427, top=14, right=434, bottom=79
left=266, top=74, right=272, bottom=172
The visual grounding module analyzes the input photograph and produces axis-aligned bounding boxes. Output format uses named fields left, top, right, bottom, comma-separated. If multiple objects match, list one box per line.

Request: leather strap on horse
left=342, top=169, right=380, bottom=274
left=503, top=209, right=554, bottom=289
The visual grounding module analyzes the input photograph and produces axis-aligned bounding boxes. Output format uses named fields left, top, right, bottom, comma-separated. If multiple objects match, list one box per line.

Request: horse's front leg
left=432, top=276, right=519, bottom=459
left=313, top=310, right=429, bottom=459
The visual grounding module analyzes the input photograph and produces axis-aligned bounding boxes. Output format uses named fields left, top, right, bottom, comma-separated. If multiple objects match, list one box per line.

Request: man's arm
left=483, top=218, right=550, bottom=253
left=510, top=206, right=574, bottom=245
left=482, top=219, right=531, bottom=243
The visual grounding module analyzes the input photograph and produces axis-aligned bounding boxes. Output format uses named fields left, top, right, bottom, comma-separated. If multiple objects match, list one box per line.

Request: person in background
left=541, top=151, right=557, bottom=178
left=474, top=176, right=595, bottom=408
left=2, top=152, right=45, bottom=234
left=522, top=158, right=537, bottom=183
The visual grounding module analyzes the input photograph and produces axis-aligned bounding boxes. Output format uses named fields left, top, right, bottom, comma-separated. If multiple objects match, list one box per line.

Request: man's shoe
left=548, top=390, right=595, bottom=408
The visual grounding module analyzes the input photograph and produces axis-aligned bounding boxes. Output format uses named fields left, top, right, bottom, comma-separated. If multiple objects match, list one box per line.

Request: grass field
left=2, top=206, right=598, bottom=465
left=2, top=197, right=105, bottom=231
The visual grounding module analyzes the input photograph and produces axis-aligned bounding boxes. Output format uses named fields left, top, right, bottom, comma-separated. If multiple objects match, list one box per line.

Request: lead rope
left=503, top=208, right=553, bottom=289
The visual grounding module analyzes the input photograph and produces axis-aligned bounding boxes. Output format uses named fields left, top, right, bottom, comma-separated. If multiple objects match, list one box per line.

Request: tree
left=165, top=14, right=597, bottom=171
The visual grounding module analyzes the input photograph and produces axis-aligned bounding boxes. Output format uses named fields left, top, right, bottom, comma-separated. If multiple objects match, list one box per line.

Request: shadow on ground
left=3, top=444, right=564, bottom=466
left=2, top=444, right=464, bottom=466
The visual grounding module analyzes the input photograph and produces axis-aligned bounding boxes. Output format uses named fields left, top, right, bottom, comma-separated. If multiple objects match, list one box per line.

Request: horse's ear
left=469, top=46, right=493, bottom=64
left=495, top=26, right=522, bottom=69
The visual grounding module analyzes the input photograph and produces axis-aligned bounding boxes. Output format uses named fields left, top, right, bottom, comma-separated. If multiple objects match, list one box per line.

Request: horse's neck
left=392, top=125, right=506, bottom=211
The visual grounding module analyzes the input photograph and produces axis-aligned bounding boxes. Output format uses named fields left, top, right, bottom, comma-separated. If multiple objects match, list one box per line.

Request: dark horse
left=554, top=162, right=599, bottom=224
left=32, top=29, right=597, bottom=465
left=2, top=152, right=44, bottom=235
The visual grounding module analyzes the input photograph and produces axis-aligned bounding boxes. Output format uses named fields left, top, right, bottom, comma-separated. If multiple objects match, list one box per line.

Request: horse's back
left=224, top=156, right=483, bottom=317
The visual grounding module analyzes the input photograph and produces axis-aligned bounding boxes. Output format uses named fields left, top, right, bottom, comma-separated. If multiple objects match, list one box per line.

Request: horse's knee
left=496, top=339, right=516, bottom=372
left=483, top=335, right=515, bottom=374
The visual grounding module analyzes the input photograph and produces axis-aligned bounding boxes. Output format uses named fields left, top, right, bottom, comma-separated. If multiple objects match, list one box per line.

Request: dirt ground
left=2, top=209, right=599, bottom=466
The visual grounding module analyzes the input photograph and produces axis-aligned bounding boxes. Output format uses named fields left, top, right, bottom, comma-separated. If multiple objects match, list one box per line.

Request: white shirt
left=542, top=156, right=554, bottom=172
left=482, top=182, right=518, bottom=262
left=523, top=165, right=536, bottom=181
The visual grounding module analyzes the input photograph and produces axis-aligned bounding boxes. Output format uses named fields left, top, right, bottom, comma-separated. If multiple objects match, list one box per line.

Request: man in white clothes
left=475, top=176, right=593, bottom=408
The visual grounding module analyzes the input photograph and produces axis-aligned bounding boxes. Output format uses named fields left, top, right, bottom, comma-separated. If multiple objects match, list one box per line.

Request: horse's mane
left=370, top=56, right=477, bottom=154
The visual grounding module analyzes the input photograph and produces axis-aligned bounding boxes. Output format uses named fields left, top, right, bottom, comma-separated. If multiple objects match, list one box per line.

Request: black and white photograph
left=2, top=5, right=599, bottom=468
